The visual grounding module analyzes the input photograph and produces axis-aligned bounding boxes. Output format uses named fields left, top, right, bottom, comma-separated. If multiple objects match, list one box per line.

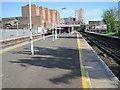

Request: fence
left=0, top=29, right=40, bottom=39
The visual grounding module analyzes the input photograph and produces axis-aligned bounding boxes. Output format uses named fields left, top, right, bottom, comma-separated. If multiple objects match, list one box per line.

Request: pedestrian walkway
left=1, top=32, right=120, bottom=88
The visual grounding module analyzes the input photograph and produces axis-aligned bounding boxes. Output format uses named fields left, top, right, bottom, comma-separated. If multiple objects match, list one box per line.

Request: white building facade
left=75, top=9, right=84, bottom=23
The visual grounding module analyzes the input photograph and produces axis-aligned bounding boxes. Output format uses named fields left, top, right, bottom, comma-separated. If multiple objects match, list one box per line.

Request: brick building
left=2, top=16, right=44, bottom=29
left=1, top=4, right=60, bottom=29
left=22, top=4, right=60, bottom=25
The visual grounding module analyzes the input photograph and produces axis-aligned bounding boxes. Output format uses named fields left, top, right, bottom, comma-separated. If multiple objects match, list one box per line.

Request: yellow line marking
left=76, top=32, right=88, bottom=89
left=0, top=35, right=53, bottom=55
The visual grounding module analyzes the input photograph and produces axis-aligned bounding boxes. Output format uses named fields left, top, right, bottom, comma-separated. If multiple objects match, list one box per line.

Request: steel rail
left=81, top=32, right=120, bottom=65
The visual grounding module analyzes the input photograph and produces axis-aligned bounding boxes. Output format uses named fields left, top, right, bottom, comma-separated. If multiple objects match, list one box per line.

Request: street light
left=42, top=20, right=45, bottom=40
left=69, top=23, right=71, bottom=36
left=51, top=8, right=66, bottom=41
left=54, top=8, right=67, bottom=39
left=52, top=23, right=55, bottom=41
left=60, top=8, right=66, bottom=34
left=29, top=0, right=34, bottom=55
left=54, top=23, right=57, bottom=40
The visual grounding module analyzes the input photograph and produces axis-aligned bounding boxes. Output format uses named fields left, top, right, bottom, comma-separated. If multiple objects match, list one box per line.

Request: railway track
left=80, top=32, right=120, bottom=65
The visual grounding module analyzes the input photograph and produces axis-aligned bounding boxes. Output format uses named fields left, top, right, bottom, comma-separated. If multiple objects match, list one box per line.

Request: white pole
left=68, top=28, right=70, bottom=36
left=52, top=28, right=55, bottom=41
left=59, top=27, right=61, bottom=34
left=42, top=28, right=45, bottom=40
left=60, top=28, right=61, bottom=34
left=55, top=29, right=57, bottom=39
left=29, top=0, right=34, bottom=55
left=69, top=27, right=71, bottom=35
left=58, top=24, right=61, bottom=34
left=42, top=20, right=45, bottom=40
left=17, top=22, right=19, bottom=36
left=55, top=24, right=57, bottom=40
left=52, top=24, right=55, bottom=41
left=17, top=22, right=18, bottom=29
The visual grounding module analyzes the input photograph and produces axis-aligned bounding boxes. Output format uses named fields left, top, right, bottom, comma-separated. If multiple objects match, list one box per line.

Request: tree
left=118, top=2, right=120, bottom=35
left=102, top=8, right=118, bottom=33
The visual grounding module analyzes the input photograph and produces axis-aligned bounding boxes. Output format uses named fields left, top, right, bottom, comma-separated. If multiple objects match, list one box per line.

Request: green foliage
left=100, top=32, right=117, bottom=35
left=102, top=8, right=119, bottom=33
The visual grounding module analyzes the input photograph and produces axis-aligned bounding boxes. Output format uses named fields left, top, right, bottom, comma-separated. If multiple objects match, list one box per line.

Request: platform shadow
left=9, top=47, right=81, bottom=84
left=9, top=46, right=120, bottom=87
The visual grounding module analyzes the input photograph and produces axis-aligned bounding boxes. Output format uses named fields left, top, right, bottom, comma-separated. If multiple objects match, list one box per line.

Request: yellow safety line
left=0, top=35, right=52, bottom=55
left=76, top=32, right=88, bottom=89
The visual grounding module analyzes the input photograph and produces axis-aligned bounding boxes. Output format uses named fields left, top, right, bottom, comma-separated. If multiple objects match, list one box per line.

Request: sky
left=1, top=2, right=118, bottom=24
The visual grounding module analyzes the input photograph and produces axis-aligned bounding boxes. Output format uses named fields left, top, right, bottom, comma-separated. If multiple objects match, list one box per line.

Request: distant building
left=75, top=9, right=84, bottom=23
left=22, top=4, right=60, bottom=24
left=66, top=21, right=83, bottom=26
left=2, top=4, right=60, bottom=29
left=88, top=21, right=107, bottom=31
left=2, top=16, right=52, bottom=29
left=89, top=21, right=101, bottom=26
left=60, top=17, right=75, bottom=24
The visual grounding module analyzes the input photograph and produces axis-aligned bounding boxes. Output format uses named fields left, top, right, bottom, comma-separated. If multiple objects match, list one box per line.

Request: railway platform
left=1, top=32, right=120, bottom=88
left=77, top=33, right=119, bottom=88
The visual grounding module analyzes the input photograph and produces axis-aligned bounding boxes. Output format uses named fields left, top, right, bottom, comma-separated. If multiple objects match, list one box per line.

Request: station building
left=87, top=21, right=107, bottom=32
left=60, top=17, right=76, bottom=24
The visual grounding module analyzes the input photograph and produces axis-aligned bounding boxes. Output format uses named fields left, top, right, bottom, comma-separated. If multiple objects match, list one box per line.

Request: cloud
left=59, top=8, right=104, bottom=24
left=59, top=10, right=75, bottom=18
left=85, top=9, right=103, bottom=16
left=84, top=9, right=103, bottom=24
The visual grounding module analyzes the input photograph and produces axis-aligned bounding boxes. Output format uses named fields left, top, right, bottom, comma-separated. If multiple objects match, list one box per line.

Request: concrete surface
left=78, top=33, right=120, bottom=88
left=2, top=33, right=82, bottom=88
left=1, top=32, right=120, bottom=88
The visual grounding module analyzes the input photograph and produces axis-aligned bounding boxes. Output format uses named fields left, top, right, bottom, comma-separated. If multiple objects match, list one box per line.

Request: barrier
left=0, top=34, right=42, bottom=48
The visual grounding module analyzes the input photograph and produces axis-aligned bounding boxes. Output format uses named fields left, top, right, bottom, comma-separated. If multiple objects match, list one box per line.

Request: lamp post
left=54, top=23, right=57, bottom=40
left=60, top=8, right=66, bottom=34
left=42, top=20, right=45, bottom=40
left=29, top=0, right=34, bottom=55
left=52, top=8, right=66, bottom=41
left=68, top=22, right=71, bottom=36
left=59, top=27, right=61, bottom=34
left=17, top=22, right=18, bottom=29
left=54, top=8, right=67, bottom=40
left=16, top=21, right=19, bottom=36
left=52, top=23, right=55, bottom=41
